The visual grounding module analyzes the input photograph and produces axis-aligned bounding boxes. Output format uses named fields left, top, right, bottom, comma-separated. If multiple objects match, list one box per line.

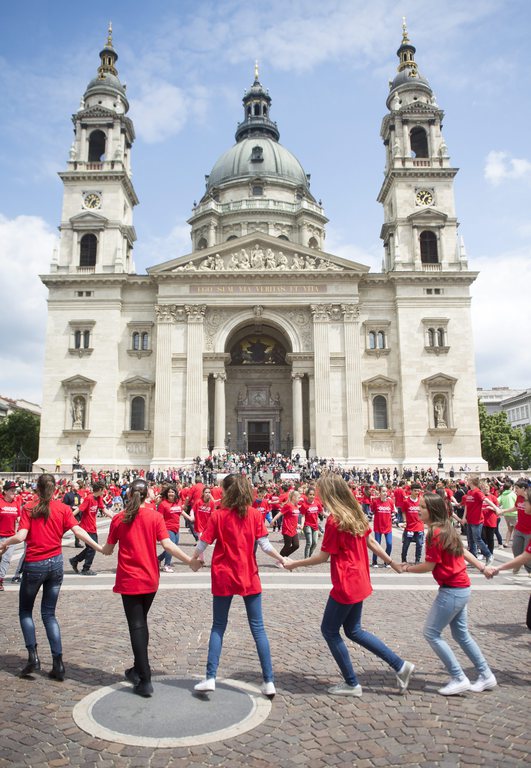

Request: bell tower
left=52, top=24, right=139, bottom=275
left=377, top=20, right=468, bottom=272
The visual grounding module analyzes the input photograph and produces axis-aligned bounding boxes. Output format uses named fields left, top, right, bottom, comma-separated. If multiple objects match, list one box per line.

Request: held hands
left=189, top=557, right=204, bottom=572
left=483, top=565, right=497, bottom=579
left=282, top=558, right=296, bottom=571
left=390, top=560, right=405, bottom=574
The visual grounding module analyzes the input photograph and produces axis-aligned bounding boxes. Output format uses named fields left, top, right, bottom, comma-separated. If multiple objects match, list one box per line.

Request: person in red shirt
left=401, top=483, right=424, bottom=564
left=69, top=482, right=113, bottom=576
left=284, top=475, right=414, bottom=697
left=101, top=479, right=196, bottom=697
left=270, top=489, right=301, bottom=559
left=370, top=486, right=395, bottom=567
left=478, top=480, right=501, bottom=562
left=462, top=476, right=493, bottom=561
left=0, top=481, right=22, bottom=589
left=299, top=487, right=323, bottom=558
left=156, top=485, right=193, bottom=572
left=191, top=474, right=285, bottom=698
left=501, top=480, right=531, bottom=575
left=401, top=492, right=496, bottom=695
left=0, top=474, right=102, bottom=680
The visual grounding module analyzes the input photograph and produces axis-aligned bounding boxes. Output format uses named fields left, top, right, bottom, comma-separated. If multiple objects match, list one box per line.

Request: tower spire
left=97, top=21, right=118, bottom=79
left=396, top=17, right=418, bottom=77
left=254, top=59, right=259, bottom=83
left=235, top=66, right=280, bottom=143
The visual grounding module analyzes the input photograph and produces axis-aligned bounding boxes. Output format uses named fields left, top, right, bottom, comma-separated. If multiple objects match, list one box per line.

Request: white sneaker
left=261, top=681, right=276, bottom=699
left=396, top=661, right=415, bottom=694
left=486, top=556, right=494, bottom=566
left=438, top=677, right=471, bottom=696
left=162, top=565, right=174, bottom=573
left=327, top=682, right=363, bottom=697
left=470, top=673, right=497, bottom=692
left=194, top=677, right=215, bottom=692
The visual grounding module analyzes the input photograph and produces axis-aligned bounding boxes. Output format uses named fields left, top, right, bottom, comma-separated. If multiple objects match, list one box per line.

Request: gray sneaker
left=327, top=682, right=362, bottom=697
left=396, top=661, right=415, bottom=694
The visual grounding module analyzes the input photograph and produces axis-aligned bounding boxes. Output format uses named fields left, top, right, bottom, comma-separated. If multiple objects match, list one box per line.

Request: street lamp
left=226, top=431, right=231, bottom=452
left=243, top=430, right=247, bottom=453
left=436, top=439, right=445, bottom=477
left=271, top=431, right=275, bottom=453
left=73, top=441, right=81, bottom=470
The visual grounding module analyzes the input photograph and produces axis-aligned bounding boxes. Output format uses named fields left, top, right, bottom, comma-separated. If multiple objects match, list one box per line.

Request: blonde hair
left=316, top=474, right=369, bottom=537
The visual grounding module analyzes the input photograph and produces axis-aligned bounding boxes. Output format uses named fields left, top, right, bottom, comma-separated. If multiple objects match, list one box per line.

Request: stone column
left=291, top=373, right=305, bottom=456
left=184, top=304, right=206, bottom=459
left=213, top=372, right=227, bottom=454
left=152, top=304, right=176, bottom=462
left=342, top=304, right=364, bottom=462
left=310, top=304, right=332, bottom=457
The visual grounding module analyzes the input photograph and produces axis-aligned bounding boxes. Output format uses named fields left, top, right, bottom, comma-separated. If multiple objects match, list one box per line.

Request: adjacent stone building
left=36, top=24, right=486, bottom=471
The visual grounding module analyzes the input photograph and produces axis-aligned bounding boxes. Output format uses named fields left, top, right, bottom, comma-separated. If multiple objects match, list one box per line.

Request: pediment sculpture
left=174, top=244, right=343, bottom=273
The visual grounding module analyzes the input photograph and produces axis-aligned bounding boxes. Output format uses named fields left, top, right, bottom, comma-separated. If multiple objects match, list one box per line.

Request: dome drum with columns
left=35, top=23, right=486, bottom=470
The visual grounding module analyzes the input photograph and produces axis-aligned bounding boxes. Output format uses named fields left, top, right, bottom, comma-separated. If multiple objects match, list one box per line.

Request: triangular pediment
left=407, top=208, right=448, bottom=224
left=121, top=376, right=155, bottom=390
left=148, top=233, right=369, bottom=276
left=70, top=211, right=108, bottom=229
left=61, top=375, right=96, bottom=390
left=422, top=373, right=457, bottom=387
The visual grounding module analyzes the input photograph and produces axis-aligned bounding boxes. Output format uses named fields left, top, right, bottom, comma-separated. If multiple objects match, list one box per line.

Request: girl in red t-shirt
left=299, top=487, right=323, bottom=558
left=101, top=479, right=195, bottom=697
left=0, top=474, right=102, bottom=680
left=401, top=492, right=496, bottom=696
left=270, top=489, right=300, bottom=558
left=284, top=475, right=414, bottom=697
left=156, top=485, right=193, bottom=572
left=191, top=474, right=285, bottom=699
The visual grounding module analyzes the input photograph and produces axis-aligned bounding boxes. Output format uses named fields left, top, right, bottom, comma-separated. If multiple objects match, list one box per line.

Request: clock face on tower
left=83, top=192, right=102, bottom=210
left=415, top=189, right=434, bottom=206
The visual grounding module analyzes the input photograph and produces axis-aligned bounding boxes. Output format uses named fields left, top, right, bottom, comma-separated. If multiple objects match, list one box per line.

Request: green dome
left=206, top=137, right=309, bottom=191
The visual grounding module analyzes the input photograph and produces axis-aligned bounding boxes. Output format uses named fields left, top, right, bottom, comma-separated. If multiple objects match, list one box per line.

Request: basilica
left=36, top=24, right=485, bottom=471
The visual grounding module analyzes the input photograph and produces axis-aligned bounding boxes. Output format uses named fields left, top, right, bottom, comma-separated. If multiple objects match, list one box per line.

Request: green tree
left=517, top=424, right=531, bottom=470
left=0, top=410, right=40, bottom=471
left=478, top=401, right=519, bottom=470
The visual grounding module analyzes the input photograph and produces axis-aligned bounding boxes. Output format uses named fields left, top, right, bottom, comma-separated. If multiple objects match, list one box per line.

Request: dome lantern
left=235, top=63, right=280, bottom=143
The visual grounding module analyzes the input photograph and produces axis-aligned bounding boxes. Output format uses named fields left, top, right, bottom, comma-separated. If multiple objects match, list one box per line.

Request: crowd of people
left=0, top=464, right=529, bottom=701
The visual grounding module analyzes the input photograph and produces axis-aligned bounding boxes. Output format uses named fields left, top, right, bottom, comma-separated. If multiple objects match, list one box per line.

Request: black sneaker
left=134, top=680, right=154, bottom=697
left=11, top=576, right=21, bottom=583
left=80, top=569, right=97, bottom=576
left=125, top=667, right=141, bottom=686
left=69, top=557, right=79, bottom=574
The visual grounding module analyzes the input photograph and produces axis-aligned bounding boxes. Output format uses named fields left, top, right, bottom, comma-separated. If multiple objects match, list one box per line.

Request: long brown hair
left=221, top=473, right=253, bottom=519
left=123, top=479, right=148, bottom=523
left=31, top=473, right=56, bottom=520
left=424, top=492, right=463, bottom=556
left=317, top=474, right=369, bottom=537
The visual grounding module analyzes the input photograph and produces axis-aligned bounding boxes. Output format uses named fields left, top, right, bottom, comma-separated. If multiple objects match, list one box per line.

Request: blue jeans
left=423, top=587, right=490, bottom=680
left=320, top=597, right=404, bottom=686
left=303, top=526, right=319, bottom=558
left=158, top=530, right=179, bottom=566
left=466, top=524, right=491, bottom=558
left=401, top=530, right=424, bottom=563
left=372, top=531, right=393, bottom=565
left=19, top=554, right=64, bottom=656
left=206, top=593, right=273, bottom=682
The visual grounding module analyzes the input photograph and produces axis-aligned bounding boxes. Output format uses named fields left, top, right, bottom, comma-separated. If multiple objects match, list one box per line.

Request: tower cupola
left=387, top=18, right=432, bottom=109
left=83, top=22, right=129, bottom=111
left=235, top=63, right=280, bottom=143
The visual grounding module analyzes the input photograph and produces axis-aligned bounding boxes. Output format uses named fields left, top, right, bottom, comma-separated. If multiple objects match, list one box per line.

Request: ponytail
left=32, top=474, right=56, bottom=521
left=123, top=479, right=148, bottom=523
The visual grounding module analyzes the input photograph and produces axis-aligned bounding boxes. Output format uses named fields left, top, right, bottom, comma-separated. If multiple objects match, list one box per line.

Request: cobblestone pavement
left=1, top=529, right=529, bottom=768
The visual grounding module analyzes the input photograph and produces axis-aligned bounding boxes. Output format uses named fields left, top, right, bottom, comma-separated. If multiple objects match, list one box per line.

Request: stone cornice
left=59, top=170, right=139, bottom=207
left=377, top=168, right=458, bottom=203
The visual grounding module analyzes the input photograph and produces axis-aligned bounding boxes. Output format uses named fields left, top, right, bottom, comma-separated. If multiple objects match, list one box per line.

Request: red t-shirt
left=463, top=487, right=485, bottom=526
left=107, top=506, right=168, bottom=594
left=515, top=497, right=531, bottom=534
left=158, top=499, right=182, bottom=533
left=402, top=496, right=424, bottom=532
left=18, top=501, right=78, bottom=562
left=267, top=493, right=280, bottom=510
left=482, top=495, right=499, bottom=528
left=253, top=498, right=270, bottom=518
left=370, top=499, right=394, bottom=534
left=78, top=494, right=104, bottom=533
left=280, top=502, right=299, bottom=537
left=321, top=515, right=372, bottom=605
left=394, top=487, right=405, bottom=508
left=425, top=528, right=470, bottom=588
left=193, top=499, right=215, bottom=534
left=299, top=500, right=323, bottom=531
left=0, top=495, right=21, bottom=537
left=200, top=506, right=268, bottom=596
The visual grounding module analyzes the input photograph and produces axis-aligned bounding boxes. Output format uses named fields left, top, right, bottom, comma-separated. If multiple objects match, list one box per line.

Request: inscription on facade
left=190, top=284, right=327, bottom=295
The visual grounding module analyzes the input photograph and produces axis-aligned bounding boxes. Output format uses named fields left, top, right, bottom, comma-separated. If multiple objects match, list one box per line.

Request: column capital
left=184, top=304, right=207, bottom=322
left=310, top=303, right=332, bottom=321
left=291, top=372, right=304, bottom=382
left=155, top=304, right=186, bottom=323
left=340, top=303, right=360, bottom=321
left=213, top=372, right=227, bottom=382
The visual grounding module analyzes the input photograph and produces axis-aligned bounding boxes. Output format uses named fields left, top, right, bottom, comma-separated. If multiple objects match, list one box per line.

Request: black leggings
left=121, top=592, right=156, bottom=682
left=280, top=534, right=299, bottom=557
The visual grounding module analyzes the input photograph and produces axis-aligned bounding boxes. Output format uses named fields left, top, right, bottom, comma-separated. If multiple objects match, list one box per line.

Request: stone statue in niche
left=265, top=248, right=276, bottom=269
left=434, top=396, right=447, bottom=428
left=276, top=251, right=288, bottom=270
left=72, top=396, right=85, bottom=429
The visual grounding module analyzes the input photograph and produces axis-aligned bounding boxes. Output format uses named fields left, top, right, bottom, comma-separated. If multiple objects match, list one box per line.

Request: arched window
left=308, top=237, right=318, bottom=249
left=427, top=328, right=436, bottom=347
left=141, top=332, right=149, bottom=351
left=254, top=103, right=260, bottom=116
left=80, top=234, right=97, bottom=267
left=373, top=395, right=388, bottom=430
left=88, top=130, right=106, bottom=162
left=420, top=231, right=438, bottom=264
left=410, top=127, right=429, bottom=158
left=368, top=331, right=376, bottom=350
left=197, top=237, right=207, bottom=249
left=74, top=330, right=81, bottom=349
left=226, top=235, right=237, bottom=241
left=246, top=106, right=251, bottom=118
left=277, top=234, right=289, bottom=241
left=132, top=332, right=140, bottom=351
left=377, top=331, right=386, bottom=349
left=437, top=327, right=445, bottom=346
left=130, top=396, right=145, bottom=431
left=263, top=106, right=267, bottom=117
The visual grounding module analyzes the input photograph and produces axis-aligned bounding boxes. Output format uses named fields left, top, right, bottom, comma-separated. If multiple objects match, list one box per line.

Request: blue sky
left=1, top=0, right=530, bottom=404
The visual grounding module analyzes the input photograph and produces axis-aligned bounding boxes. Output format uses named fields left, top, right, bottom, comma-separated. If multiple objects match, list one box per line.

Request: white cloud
left=134, top=220, right=192, bottom=271
left=471, top=250, right=531, bottom=388
left=0, top=214, right=58, bottom=404
left=484, top=150, right=531, bottom=186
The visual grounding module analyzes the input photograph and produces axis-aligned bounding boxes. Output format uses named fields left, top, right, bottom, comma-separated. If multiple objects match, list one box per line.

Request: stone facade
left=35, top=25, right=486, bottom=471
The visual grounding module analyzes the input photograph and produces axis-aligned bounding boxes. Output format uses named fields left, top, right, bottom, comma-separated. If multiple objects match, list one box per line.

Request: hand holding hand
left=282, top=558, right=296, bottom=571
left=483, top=565, right=497, bottom=578
left=189, top=557, right=203, bottom=572
left=391, top=561, right=404, bottom=574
